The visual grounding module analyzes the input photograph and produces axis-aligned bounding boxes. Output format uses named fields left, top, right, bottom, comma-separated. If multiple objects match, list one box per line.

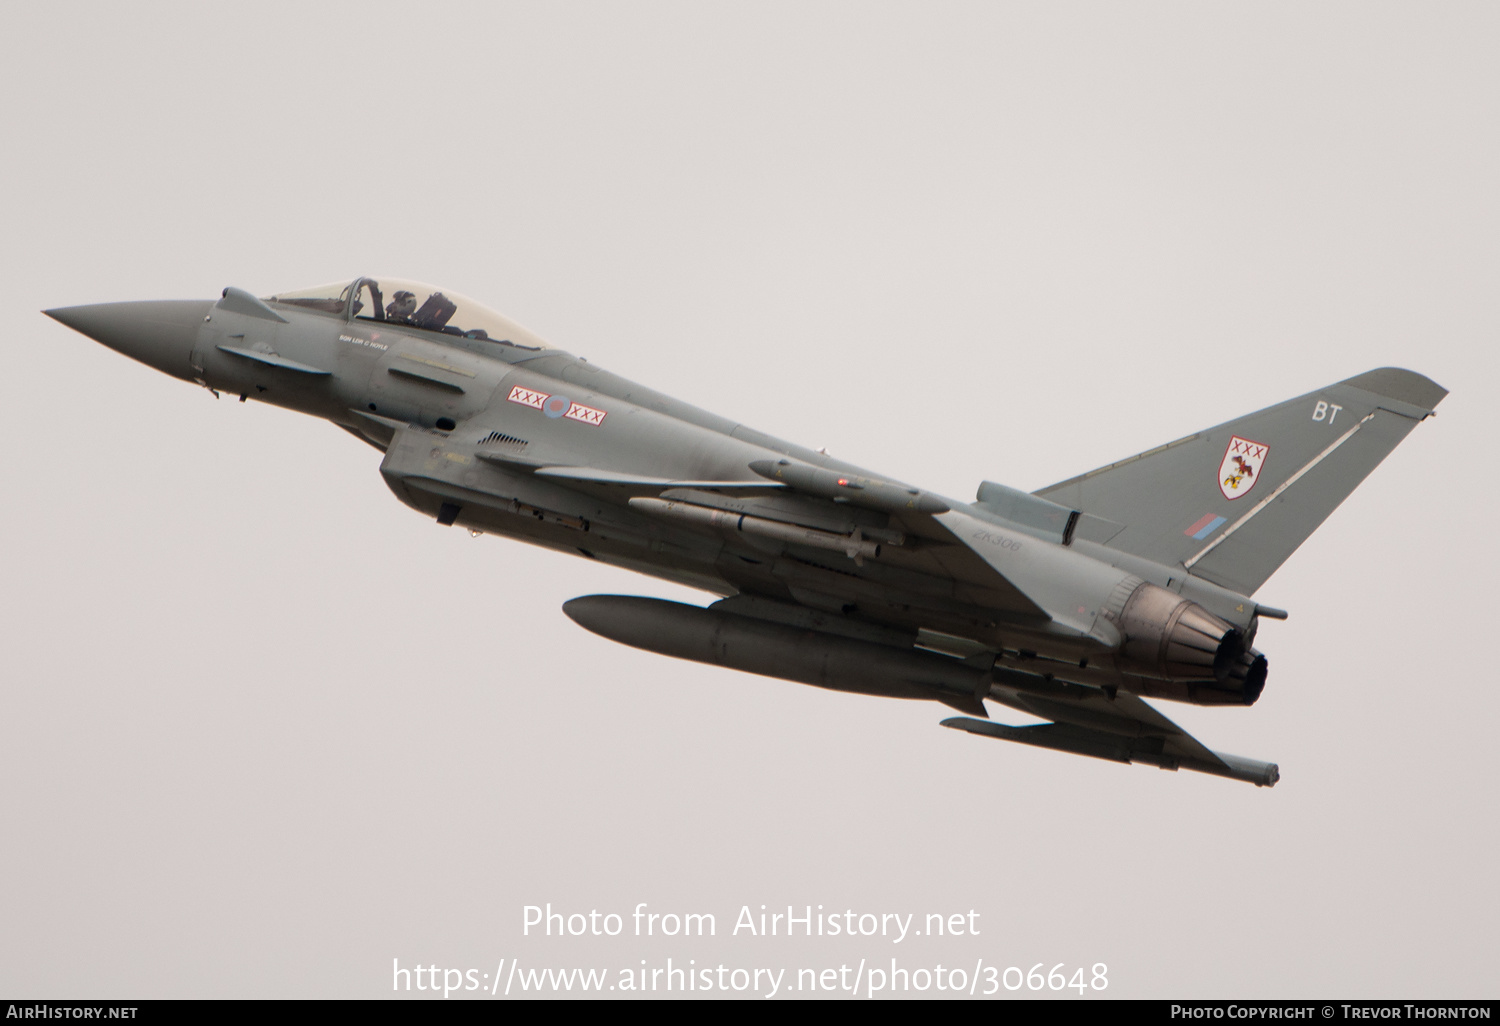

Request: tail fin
left=1034, top=368, right=1446, bottom=595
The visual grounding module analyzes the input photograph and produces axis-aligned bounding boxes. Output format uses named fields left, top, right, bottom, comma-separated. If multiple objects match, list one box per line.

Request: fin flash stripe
left=1184, top=513, right=1228, bottom=540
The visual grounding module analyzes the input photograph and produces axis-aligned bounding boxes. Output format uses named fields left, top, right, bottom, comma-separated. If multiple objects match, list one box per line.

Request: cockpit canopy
left=264, top=277, right=548, bottom=350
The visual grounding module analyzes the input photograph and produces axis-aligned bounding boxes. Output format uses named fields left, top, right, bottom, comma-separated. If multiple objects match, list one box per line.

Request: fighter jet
left=45, top=278, right=1447, bottom=786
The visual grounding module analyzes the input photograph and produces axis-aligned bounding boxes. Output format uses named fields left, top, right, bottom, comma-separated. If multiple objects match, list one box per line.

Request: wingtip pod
left=1216, top=753, right=1280, bottom=788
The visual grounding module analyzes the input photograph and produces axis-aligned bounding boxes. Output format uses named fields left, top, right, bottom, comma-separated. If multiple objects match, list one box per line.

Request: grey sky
left=3, top=1, right=1496, bottom=998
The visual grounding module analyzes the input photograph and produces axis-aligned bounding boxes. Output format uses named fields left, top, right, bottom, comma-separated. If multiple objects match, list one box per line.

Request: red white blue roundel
left=1219, top=436, right=1269, bottom=500
left=505, top=384, right=607, bottom=426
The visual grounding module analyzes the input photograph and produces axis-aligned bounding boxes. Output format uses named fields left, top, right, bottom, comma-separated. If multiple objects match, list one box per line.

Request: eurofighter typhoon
left=45, top=278, right=1446, bottom=786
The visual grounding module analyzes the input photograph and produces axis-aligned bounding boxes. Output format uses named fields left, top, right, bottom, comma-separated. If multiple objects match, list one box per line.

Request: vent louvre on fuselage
left=480, top=431, right=528, bottom=448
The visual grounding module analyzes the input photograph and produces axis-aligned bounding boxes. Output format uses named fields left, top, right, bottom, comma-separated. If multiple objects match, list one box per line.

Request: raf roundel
left=543, top=394, right=572, bottom=419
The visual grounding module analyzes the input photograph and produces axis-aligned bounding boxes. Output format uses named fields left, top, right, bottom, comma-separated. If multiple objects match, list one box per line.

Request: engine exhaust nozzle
left=1115, top=582, right=1267, bottom=705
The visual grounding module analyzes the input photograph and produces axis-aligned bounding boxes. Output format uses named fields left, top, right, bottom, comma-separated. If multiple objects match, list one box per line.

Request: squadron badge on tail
left=1218, top=436, right=1269, bottom=500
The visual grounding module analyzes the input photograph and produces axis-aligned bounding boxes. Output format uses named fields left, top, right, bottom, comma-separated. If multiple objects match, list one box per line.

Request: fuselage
left=45, top=277, right=1265, bottom=705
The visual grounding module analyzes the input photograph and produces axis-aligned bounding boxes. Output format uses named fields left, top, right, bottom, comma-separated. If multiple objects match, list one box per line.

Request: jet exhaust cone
left=1115, top=582, right=1269, bottom=705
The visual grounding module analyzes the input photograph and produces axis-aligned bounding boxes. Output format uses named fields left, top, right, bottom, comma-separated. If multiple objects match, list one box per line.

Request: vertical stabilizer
left=1034, top=368, right=1445, bottom=594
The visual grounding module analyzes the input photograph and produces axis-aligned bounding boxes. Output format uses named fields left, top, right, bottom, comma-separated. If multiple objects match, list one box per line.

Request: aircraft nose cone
left=44, top=300, right=214, bottom=380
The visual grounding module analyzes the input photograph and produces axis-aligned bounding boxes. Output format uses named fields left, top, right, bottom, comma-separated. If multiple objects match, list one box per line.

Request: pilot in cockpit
left=385, top=290, right=417, bottom=322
